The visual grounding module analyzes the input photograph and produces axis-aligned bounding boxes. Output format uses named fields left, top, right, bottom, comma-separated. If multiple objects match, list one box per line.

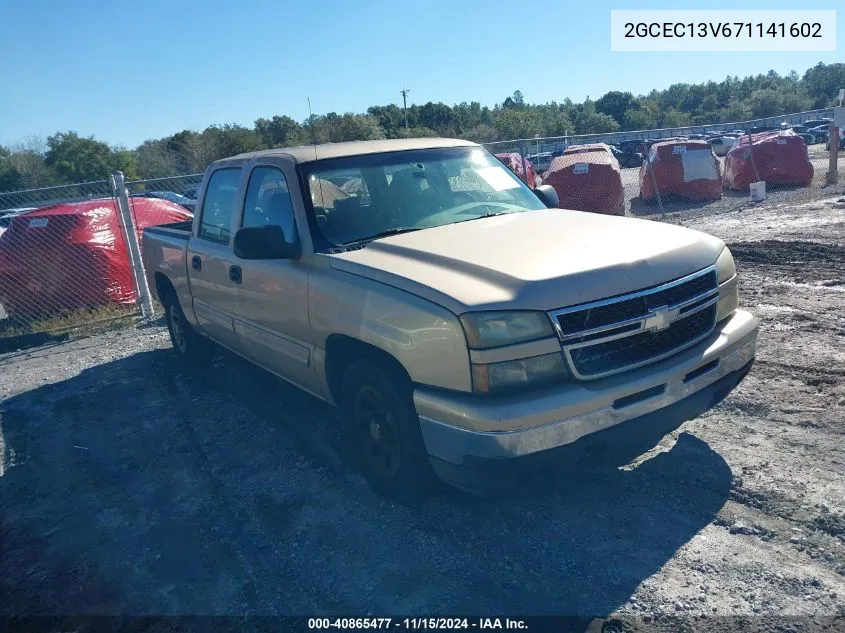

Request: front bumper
left=414, top=309, right=758, bottom=488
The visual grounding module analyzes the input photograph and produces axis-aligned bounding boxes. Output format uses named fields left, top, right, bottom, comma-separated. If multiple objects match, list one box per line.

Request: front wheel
left=164, top=291, right=213, bottom=366
left=341, top=359, right=438, bottom=503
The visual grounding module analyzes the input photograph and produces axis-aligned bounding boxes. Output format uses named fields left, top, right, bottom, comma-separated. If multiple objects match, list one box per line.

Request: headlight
left=715, top=246, right=739, bottom=321
left=460, top=311, right=554, bottom=349
left=471, top=352, right=568, bottom=393
left=715, top=246, right=736, bottom=283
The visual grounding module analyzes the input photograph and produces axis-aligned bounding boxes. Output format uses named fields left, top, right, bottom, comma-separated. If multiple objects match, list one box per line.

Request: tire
left=340, top=358, right=438, bottom=503
left=164, top=290, right=213, bottom=366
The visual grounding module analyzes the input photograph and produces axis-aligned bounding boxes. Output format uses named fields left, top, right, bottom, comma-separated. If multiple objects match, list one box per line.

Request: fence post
left=826, top=121, right=840, bottom=186
left=111, top=171, right=155, bottom=320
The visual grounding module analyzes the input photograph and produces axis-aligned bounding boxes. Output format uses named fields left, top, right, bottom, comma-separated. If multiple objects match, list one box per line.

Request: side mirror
left=533, top=184, right=559, bottom=209
left=233, top=225, right=301, bottom=260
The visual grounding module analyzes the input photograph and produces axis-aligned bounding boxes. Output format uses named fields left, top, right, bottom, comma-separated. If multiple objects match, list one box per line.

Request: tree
left=624, top=101, right=660, bottom=131
left=45, top=132, right=119, bottom=182
left=595, top=91, right=636, bottom=128
left=572, top=101, right=621, bottom=134
left=135, top=139, right=183, bottom=179
left=802, top=62, right=845, bottom=108
left=0, top=147, right=24, bottom=192
left=494, top=108, right=543, bottom=140
left=418, top=102, right=456, bottom=136
left=463, top=124, right=498, bottom=143
left=406, top=126, right=438, bottom=138
left=367, top=105, right=407, bottom=138
left=2, top=61, right=841, bottom=190
left=255, top=115, right=306, bottom=148
left=661, top=108, right=691, bottom=128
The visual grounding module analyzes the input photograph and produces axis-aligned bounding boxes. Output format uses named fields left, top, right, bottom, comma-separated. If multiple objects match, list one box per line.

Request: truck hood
left=327, top=209, right=725, bottom=314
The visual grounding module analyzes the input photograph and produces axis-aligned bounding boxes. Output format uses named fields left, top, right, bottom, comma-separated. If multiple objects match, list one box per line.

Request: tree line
left=1, top=62, right=842, bottom=192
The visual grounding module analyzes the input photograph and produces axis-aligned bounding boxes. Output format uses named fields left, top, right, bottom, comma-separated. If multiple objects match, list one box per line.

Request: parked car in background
left=808, top=125, right=830, bottom=145
left=708, top=136, right=737, bottom=157
left=526, top=151, right=553, bottom=173
left=616, top=139, right=647, bottom=155
left=494, top=152, right=538, bottom=187
left=800, top=118, right=832, bottom=130
left=0, top=208, right=36, bottom=239
left=826, top=126, right=844, bottom=151
left=546, top=144, right=626, bottom=215
left=796, top=133, right=816, bottom=146
left=745, top=125, right=777, bottom=135
left=135, top=190, right=196, bottom=212
left=724, top=131, right=813, bottom=191
left=609, top=144, right=643, bottom=167
left=142, top=137, right=757, bottom=500
left=0, top=198, right=192, bottom=322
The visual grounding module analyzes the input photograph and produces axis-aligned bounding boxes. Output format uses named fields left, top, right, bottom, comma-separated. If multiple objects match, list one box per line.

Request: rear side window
left=199, top=168, right=241, bottom=242
left=241, top=166, right=298, bottom=244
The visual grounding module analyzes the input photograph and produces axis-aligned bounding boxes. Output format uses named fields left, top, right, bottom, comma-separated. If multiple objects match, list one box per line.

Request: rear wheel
left=164, top=291, right=213, bottom=366
left=341, top=359, right=438, bottom=503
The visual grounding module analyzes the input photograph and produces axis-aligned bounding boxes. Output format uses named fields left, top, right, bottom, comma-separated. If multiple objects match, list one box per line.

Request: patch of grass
left=0, top=304, right=144, bottom=353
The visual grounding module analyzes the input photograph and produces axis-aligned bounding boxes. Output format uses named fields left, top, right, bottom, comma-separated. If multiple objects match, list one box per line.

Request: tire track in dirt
left=728, top=240, right=845, bottom=285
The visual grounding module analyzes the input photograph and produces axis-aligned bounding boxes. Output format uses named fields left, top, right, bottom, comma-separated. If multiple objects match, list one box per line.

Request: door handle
left=191, top=255, right=202, bottom=271
left=229, top=265, right=242, bottom=284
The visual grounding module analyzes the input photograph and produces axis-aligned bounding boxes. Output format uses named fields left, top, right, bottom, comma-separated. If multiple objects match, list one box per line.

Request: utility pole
left=401, top=89, right=411, bottom=133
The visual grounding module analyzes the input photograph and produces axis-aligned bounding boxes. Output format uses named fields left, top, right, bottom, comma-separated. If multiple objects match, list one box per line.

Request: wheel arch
left=324, top=334, right=412, bottom=407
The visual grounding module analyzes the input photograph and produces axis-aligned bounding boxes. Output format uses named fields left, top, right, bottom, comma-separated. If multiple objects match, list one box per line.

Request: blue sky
left=0, top=0, right=841, bottom=149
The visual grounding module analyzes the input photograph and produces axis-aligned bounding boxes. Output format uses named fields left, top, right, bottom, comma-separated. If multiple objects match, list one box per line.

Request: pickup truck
left=142, top=137, right=758, bottom=501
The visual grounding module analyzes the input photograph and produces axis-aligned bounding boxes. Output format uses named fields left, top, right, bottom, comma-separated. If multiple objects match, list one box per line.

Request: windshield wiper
left=453, top=211, right=512, bottom=224
left=338, top=227, right=421, bottom=249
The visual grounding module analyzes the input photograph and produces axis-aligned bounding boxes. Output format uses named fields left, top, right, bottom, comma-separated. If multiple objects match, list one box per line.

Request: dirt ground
left=1, top=183, right=844, bottom=630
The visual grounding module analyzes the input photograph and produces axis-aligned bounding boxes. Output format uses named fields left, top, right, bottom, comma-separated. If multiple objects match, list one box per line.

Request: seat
left=260, top=192, right=296, bottom=242
left=388, top=168, right=436, bottom=223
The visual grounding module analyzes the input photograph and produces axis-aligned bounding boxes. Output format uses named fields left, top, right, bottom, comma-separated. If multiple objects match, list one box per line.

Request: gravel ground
left=1, top=182, right=844, bottom=630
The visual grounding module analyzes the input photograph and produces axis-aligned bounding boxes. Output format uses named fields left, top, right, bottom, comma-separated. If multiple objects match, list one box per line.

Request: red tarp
left=640, top=140, right=722, bottom=202
left=544, top=147, right=625, bottom=216
left=723, top=131, right=813, bottom=191
left=495, top=153, right=537, bottom=187
left=563, top=143, right=612, bottom=156
left=0, top=197, right=192, bottom=321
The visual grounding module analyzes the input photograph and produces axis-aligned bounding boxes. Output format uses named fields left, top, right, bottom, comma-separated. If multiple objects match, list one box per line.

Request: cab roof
left=221, top=137, right=479, bottom=166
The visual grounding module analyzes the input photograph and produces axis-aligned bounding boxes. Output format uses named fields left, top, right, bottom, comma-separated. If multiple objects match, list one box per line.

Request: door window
left=242, top=166, right=298, bottom=244
left=199, top=168, right=241, bottom=243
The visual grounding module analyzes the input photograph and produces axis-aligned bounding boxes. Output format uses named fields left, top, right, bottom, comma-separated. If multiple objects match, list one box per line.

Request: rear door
left=231, top=162, right=315, bottom=391
left=186, top=166, right=244, bottom=351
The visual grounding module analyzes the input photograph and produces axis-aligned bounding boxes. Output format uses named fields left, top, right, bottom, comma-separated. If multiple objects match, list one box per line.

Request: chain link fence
left=486, top=126, right=834, bottom=219
left=0, top=174, right=201, bottom=349
left=0, top=105, right=838, bottom=351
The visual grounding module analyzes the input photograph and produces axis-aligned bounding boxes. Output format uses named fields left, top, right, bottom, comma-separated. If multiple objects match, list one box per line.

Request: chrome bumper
left=416, top=309, right=758, bottom=465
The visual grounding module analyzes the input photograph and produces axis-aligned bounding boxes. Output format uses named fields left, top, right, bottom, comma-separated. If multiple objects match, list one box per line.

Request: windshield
left=302, top=146, right=546, bottom=249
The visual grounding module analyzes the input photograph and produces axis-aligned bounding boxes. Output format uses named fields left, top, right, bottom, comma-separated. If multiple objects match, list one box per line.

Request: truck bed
left=142, top=222, right=193, bottom=304
left=144, top=220, right=193, bottom=238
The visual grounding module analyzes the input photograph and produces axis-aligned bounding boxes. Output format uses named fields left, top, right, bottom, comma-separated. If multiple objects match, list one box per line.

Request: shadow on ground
left=0, top=346, right=732, bottom=623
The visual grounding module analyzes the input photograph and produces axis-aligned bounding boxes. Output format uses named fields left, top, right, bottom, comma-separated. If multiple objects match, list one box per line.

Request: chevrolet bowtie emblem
left=644, top=306, right=673, bottom=331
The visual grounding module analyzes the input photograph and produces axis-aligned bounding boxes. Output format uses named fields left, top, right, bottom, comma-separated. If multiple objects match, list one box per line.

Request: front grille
left=550, top=267, right=719, bottom=379
left=556, top=269, right=717, bottom=336
left=569, top=305, right=717, bottom=378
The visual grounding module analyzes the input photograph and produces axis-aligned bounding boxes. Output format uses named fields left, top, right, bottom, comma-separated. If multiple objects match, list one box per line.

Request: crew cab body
left=142, top=138, right=758, bottom=497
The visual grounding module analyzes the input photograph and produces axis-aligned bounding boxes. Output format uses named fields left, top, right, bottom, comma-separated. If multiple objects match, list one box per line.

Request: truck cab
left=142, top=138, right=758, bottom=501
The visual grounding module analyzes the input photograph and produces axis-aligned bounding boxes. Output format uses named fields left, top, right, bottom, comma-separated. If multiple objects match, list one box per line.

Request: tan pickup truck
left=142, top=138, right=758, bottom=500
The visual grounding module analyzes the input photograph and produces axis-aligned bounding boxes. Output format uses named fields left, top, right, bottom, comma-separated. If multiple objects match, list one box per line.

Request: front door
left=187, top=166, right=244, bottom=351
left=232, top=164, right=315, bottom=391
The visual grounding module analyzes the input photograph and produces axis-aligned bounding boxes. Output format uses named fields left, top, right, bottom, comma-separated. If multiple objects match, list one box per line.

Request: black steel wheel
left=341, top=358, right=437, bottom=503
left=164, top=291, right=213, bottom=366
